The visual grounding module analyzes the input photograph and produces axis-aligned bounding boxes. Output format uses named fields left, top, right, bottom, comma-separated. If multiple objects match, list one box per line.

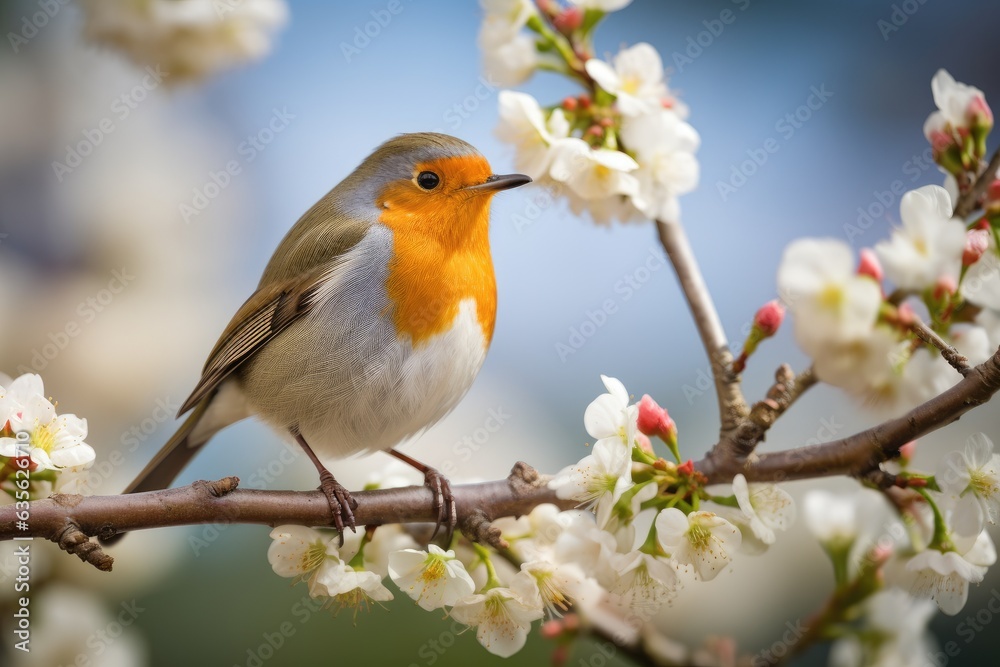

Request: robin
left=105, top=133, right=530, bottom=544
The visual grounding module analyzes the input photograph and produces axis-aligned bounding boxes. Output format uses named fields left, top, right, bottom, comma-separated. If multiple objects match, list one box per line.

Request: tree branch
left=908, top=317, right=970, bottom=375
left=708, top=365, right=816, bottom=463
left=2, top=463, right=574, bottom=569
left=655, top=219, right=748, bottom=435
left=697, top=346, right=1000, bottom=483
left=954, top=146, right=1000, bottom=219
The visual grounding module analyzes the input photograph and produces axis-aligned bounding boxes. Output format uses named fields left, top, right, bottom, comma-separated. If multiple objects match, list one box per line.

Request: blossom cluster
left=485, top=0, right=700, bottom=223
left=0, top=373, right=96, bottom=501
left=803, top=433, right=999, bottom=664
left=267, top=375, right=795, bottom=657
left=776, top=70, right=1000, bottom=414
left=78, top=0, right=288, bottom=83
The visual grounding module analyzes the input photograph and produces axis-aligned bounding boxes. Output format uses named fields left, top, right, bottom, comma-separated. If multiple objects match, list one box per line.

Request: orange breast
left=377, top=157, right=498, bottom=347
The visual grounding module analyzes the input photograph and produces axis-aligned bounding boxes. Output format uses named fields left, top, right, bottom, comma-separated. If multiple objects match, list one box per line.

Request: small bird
left=105, top=133, right=530, bottom=544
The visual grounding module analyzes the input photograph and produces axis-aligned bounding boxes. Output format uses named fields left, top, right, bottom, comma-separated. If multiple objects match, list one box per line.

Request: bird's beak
left=464, top=173, right=532, bottom=193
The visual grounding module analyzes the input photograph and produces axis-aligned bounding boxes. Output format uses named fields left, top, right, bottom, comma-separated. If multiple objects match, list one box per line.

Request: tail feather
left=101, top=399, right=214, bottom=545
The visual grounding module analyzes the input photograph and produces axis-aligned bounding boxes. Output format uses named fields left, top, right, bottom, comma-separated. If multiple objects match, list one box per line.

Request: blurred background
left=1, top=0, right=999, bottom=665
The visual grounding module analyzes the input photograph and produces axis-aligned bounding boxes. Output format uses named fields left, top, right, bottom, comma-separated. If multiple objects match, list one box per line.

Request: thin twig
left=655, top=219, right=748, bottom=435
left=697, top=346, right=1000, bottom=483
left=908, top=317, right=970, bottom=375
left=709, top=365, right=816, bottom=462
left=955, top=146, right=1000, bottom=219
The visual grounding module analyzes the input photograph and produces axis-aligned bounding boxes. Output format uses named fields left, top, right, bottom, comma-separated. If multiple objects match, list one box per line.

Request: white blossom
left=606, top=550, right=679, bottom=612
left=938, top=433, right=1000, bottom=524
left=312, top=562, right=394, bottom=608
left=583, top=374, right=639, bottom=450
left=550, top=439, right=633, bottom=528
left=904, top=494, right=995, bottom=615
left=777, top=238, right=882, bottom=354
left=79, top=0, right=288, bottom=83
left=0, top=374, right=95, bottom=471
left=961, top=237, right=1000, bottom=310
left=803, top=490, right=860, bottom=548
left=267, top=525, right=343, bottom=597
left=875, top=185, right=965, bottom=291
left=923, top=69, right=991, bottom=142
left=479, top=0, right=539, bottom=86
left=728, top=474, right=795, bottom=545
left=829, top=589, right=937, bottom=667
left=517, top=559, right=592, bottom=615
left=388, top=545, right=475, bottom=611
left=568, top=0, right=633, bottom=11
left=620, top=110, right=700, bottom=222
left=655, top=509, right=741, bottom=581
left=550, top=139, right=640, bottom=202
left=495, top=91, right=570, bottom=179
left=450, top=585, right=544, bottom=658
left=586, top=43, right=668, bottom=116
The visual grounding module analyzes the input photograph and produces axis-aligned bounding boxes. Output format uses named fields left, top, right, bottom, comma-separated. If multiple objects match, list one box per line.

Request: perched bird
left=105, top=133, right=530, bottom=544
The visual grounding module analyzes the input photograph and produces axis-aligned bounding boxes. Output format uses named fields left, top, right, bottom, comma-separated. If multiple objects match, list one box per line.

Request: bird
left=104, top=133, right=530, bottom=545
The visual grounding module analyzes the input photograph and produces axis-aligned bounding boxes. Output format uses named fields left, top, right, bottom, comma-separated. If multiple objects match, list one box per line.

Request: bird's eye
left=416, top=171, right=440, bottom=190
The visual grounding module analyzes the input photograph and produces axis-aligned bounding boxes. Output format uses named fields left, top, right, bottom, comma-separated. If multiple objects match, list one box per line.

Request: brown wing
left=177, top=261, right=344, bottom=416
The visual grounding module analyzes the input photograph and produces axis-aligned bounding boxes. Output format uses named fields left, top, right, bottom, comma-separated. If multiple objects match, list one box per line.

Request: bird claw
left=318, top=470, right=357, bottom=544
left=424, top=467, right=457, bottom=544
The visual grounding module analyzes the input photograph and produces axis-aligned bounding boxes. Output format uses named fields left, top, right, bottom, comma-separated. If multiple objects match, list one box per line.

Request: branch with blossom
left=6, top=1, right=1000, bottom=664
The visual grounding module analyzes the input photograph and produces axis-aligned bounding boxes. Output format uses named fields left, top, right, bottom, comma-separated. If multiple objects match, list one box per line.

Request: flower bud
left=895, top=302, right=916, bottom=327
left=578, top=94, right=591, bottom=110
left=898, top=440, right=917, bottom=467
left=932, top=274, right=957, bottom=300
left=963, top=228, right=990, bottom=266
left=857, top=248, right=884, bottom=283
left=637, top=395, right=675, bottom=440
left=541, top=619, right=563, bottom=639
left=677, top=459, right=694, bottom=476
left=733, top=300, right=784, bottom=372
left=552, top=6, right=584, bottom=33
left=986, top=181, right=1000, bottom=215
left=635, top=432, right=654, bottom=456
left=968, top=96, right=994, bottom=158
left=753, top=300, right=785, bottom=337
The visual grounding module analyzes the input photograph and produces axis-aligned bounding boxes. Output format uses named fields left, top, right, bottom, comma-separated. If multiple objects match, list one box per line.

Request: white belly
left=238, top=226, right=490, bottom=464
left=295, top=298, right=488, bottom=462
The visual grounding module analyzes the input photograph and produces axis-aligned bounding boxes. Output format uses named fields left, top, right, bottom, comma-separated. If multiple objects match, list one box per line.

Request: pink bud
left=870, top=542, right=894, bottom=565
left=635, top=432, right=654, bottom=455
left=551, top=645, right=569, bottom=667
left=578, top=94, right=591, bottom=109
left=637, top=394, right=675, bottom=440
left=968, top=95, right=994, bottom=127
left=964, top=229, right=990, bottom=266
left=988, top=181, right=1000, bottom=204
left=927, top=128, right=956, bottom=153
left=585, top=124, right=604, bottom=138
left=677, top=459, right=694, bottom=476
left=562, top=614, right=580, bottom=632
left=541, top=619, right=563, bottom=639
left=753, top=300, right=785, bottom=337
left=899, top=440, right=917, bottom=463
left=561, top=96, right=578, bottom=112
left=857, top=248, right=884, bottom=283
left=552, top=6, right=584, bottom=33
left=933, top=274, right=957, bottom=300
left=896, top=302, right=916, bottom=326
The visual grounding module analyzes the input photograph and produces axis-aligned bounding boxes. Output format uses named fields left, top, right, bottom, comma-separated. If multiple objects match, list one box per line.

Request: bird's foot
left=423, top=466, right=457, bottom=544
left=317, top=469, right=358, bottom=543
